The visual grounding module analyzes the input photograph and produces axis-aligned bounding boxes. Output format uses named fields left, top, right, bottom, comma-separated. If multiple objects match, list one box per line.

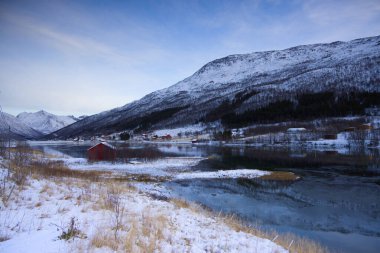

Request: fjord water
left=31, top=142, right=380, bottom=253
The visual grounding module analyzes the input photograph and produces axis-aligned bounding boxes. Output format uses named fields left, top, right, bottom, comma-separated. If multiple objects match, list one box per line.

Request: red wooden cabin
left=161, top=134, right=172, bottom=140
left=87, top=142, right=116, bottom=161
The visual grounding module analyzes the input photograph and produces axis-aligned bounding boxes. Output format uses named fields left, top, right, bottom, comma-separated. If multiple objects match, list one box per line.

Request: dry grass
left=260, top=171, right=299, bottom=181
left=273, top=233, right=329, bottom=253
left=170, top=197, right=329, bottom=253
left=90, top=182, right=133, bottom=211
left=124, top=218, right=139, bottom=252
left=88, top=208, right=172, bottom=253
left=124, top=209, right=170, bottom=253
left=221, top=215, right=328, bottom=253
left=27, top=160, right=107, bottom=181
left=90, top=227, right=119, bottom=251
left=39, top=183, right=51, bottom=194
left=170, top=198, right=191, bottom=209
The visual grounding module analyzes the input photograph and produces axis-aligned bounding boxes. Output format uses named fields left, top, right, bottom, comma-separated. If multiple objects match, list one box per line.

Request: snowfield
left=60, top=157, right=205, bottom=177
left=153, top=124, right=206, bottom=137
left=175, top=169, right=270, bottom=180
left=0, top=169, right=287, bottom=253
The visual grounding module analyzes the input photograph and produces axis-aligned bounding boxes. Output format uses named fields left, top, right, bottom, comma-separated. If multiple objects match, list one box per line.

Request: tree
left=119, top=132, right=130, bottom=141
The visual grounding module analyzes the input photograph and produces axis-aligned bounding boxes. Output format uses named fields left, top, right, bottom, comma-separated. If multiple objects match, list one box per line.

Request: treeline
left=203, top=89, right=259, bottom=122
left=216, top=91, right=380, bottom=127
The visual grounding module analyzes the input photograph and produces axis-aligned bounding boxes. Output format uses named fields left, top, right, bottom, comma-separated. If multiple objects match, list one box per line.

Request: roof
left=88, top=142, right=116, bottom=151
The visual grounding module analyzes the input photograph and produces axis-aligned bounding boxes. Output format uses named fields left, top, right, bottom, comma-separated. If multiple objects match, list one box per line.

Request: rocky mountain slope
left=46, top=35, right=380, bottom=139
left=17, top=110, right=77, bottom=135
left=0, top=112, right=43, bottom=140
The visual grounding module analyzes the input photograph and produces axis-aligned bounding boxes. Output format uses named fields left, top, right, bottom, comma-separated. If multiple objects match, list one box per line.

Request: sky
left=1, top=0, right=380, bottom=117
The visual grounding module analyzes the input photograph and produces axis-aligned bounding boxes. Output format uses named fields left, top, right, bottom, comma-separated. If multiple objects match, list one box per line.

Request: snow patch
left=175, top=169, right=270, bottom=180
left=153, top=124, right=206, bottom=137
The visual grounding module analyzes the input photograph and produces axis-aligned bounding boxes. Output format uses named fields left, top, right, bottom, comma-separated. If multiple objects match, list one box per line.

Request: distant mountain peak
left=17, top=110, right=78, bottom=135
left=37, top=110, right=47, bottom=114
left=0, top=112, right=42, bottom=140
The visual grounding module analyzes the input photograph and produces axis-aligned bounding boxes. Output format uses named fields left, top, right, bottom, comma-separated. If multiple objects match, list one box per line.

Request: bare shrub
left=56, top=217, right=86, bottom=241
left=106, top=190, right=125, bottom=240
left=12, top=142, right=33, bottom=167
left=10, top=166, right=28, bottom=186
left=0, top=139, right=6, bottom=157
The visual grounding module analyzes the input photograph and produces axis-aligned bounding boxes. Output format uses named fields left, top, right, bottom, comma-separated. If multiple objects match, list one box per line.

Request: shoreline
left=0, top=162, right=289, bottom=253
left=0, top=146, right=328, bottom=253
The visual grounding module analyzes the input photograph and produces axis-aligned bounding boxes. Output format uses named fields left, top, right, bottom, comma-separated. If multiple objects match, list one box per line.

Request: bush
left=57, top=217, right=86, bottom=241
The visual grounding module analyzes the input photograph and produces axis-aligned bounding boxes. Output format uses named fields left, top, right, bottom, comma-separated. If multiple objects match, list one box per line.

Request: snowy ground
left=0, top=167, right=287, bottom=253
left=175, top=169, right=270, bottom=180
left=49, top=155, right=277, bottom=182
left=153, top=124, right=206, bottom=137
left=306, top=133, right=350, bottom=154
left=61, top=157, right=205, bottom=177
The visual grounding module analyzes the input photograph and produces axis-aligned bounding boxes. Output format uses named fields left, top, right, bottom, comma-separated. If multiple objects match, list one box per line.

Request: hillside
left=46, top=35, right=380, bottom=139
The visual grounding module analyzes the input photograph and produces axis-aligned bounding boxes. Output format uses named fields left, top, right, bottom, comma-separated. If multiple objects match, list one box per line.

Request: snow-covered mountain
left=0, top=112, right=43, bottom=140
left=17, top=110, right=77, bottom=135
left=47, top=35, right=380, bottom=139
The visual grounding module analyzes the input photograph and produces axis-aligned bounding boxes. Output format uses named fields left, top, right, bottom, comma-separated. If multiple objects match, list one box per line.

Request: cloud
left=210, top=0, right=380, bottom=53
left=303, top=0, right=380, bottom=25
left=1, top=12, right=168, bottom=67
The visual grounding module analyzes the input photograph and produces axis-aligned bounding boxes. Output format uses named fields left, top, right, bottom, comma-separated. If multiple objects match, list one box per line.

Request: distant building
left=357, top=123, right=373, bottom=131
left=161, top=134, right=172, bottom=140
left=87, top=142, right=116, bottom=161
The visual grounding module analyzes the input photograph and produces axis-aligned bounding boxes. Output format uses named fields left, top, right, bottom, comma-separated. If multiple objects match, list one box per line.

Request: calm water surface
left=30, top=142, right=380, bottom=253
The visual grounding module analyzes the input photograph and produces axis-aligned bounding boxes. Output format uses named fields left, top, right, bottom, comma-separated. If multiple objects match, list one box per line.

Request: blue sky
left=1, top=0, right=380, bottom=116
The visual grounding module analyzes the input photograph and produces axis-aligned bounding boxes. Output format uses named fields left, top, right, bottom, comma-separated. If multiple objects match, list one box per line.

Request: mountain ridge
left=45, top=35, right=380, bottom=139
left=16, top=110, right=78, bottom=135
left=0, top=112, right=43, bottom=140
